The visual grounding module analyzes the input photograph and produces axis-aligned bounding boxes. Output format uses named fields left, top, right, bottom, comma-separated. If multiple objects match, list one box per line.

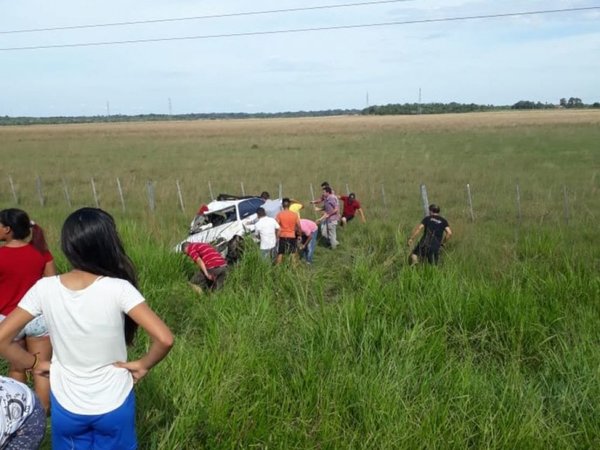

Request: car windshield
left=238, top=198, right=264, bottom=219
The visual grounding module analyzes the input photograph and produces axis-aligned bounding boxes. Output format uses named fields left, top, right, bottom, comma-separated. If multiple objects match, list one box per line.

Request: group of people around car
left=182, top=181, right=452, bottom=294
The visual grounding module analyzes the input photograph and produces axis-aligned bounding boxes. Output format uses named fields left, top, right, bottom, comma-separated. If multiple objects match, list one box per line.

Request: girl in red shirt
left=0, top=208, right=56, bottom=413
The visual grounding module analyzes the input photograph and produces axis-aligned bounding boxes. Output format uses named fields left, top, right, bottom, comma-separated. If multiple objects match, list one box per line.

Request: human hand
left=114, top=360, right=149, bottom=384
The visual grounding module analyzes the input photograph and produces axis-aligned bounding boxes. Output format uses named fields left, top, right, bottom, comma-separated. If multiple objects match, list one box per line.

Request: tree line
left=1, top=98, right=598, bottom=126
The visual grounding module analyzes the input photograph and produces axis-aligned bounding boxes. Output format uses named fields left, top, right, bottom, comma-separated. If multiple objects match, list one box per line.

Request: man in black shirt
left=407, top=204, right=452, bottom=265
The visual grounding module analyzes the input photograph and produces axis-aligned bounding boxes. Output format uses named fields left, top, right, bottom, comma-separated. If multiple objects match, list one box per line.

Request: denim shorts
left=0, top=314, right=49, bottom=340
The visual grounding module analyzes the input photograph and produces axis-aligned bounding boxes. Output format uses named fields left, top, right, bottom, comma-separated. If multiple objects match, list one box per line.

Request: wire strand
left=0, top=0, right=415, bottom=34
left=1, top=6, right=597, bottom=52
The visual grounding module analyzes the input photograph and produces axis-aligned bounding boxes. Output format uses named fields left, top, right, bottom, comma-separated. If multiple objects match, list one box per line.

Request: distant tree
left=592, top=102, right=600, bottom=108
left=559, top=98, right=567, bottom=107
left=567, top=97, right=583, bottom=108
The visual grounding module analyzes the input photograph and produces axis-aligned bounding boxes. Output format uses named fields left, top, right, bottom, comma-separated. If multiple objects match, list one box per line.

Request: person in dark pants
left=407, top=204, right=452, bottom=265
left=182, top=242, right=228, bottom=291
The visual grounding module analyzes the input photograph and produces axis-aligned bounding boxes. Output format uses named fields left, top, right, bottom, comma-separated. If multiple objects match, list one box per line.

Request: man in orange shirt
left=275, top=198, right=301, bottom=265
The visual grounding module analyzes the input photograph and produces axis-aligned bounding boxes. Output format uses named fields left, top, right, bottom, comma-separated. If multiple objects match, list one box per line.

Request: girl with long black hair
left=0, top=208, right=173, bottom=449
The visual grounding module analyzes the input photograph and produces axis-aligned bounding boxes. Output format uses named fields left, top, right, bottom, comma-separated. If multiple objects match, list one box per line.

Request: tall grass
left=0, top=113, right=598, bottom=448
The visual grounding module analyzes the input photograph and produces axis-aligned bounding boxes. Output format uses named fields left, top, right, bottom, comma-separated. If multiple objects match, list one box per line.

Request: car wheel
left=227, top=235, right=245, bottom=264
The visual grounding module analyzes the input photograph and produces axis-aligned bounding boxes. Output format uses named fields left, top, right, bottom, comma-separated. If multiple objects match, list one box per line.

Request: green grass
left=1, top=113, right=599, bottom=448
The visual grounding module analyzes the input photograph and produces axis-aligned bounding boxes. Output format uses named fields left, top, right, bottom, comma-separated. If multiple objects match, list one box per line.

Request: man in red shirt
left=339, top=193, right=366, bottom=226
left=181, top=241, right=228, bottom=291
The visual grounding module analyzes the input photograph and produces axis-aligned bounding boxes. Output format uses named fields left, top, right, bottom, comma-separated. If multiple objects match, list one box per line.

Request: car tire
left=227, top=235, right=245, bottom=264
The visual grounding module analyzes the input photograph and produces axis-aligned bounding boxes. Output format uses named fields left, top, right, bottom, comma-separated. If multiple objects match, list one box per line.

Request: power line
left=0, top=0, right=415, bottom=35
left=1, top=6, right=597, bottom=52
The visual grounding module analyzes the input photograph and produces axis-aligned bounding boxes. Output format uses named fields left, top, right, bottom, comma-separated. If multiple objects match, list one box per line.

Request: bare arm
left=195, top=257, right=212, bottom=280
left=0, top=308, right=39, bottom=371
left=407, top=223, right=424, bottom=246
left=443, top=226, right=452, bottom=243
left=114, top=303, right=174, bottom=383
left=357, top=208, right=366, bottom=223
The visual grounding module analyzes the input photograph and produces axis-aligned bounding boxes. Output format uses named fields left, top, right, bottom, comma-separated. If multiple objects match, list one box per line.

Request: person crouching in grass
left=182, top=241, right=228, bottom=291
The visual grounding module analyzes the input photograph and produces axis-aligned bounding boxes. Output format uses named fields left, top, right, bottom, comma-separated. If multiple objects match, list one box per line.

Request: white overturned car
left=177, top=195, right=276, bottom=263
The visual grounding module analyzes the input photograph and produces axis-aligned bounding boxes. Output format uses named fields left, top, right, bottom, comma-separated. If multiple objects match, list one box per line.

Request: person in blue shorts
left=0, top=208, right=174, bottom=449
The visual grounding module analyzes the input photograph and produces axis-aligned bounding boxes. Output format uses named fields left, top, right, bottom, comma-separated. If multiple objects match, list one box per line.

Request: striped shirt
left=185, top=243, right=227, bottom=269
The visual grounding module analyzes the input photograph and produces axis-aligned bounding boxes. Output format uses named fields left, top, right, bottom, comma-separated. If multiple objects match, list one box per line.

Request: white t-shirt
left=19, top=276, right=144, bottom=415
left=254, top=217, right=280, bottom=250
left=0, top=376, right=35, bottom=448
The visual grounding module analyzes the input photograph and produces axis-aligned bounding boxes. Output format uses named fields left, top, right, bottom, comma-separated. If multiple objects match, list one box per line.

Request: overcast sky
left=1, top=0, right=598, bottom=116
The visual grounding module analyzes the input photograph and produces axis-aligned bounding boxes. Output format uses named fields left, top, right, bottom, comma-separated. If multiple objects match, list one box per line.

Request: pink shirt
left=300, top=219, right=318, bottom=236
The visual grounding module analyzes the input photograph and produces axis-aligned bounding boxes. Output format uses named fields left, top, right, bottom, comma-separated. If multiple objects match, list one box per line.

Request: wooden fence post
left=381, top=183, right=387, bottom=207
left=420, top=183, right=429, bottom=217
left=515, top=182, right=522, bottom=224
left=116, top=178, right=126, bottom=212
left=176, top=180, right=185, bottom=213
left=278, top=183, right=283, bottom=199
left=466, top=183, right=475, bottom=222
left=345, top=183, right=350, bottom=195
left=240, top=182, right=245, bottom=196
left=35, top=176, right=45, bottom=207
left=563, top=185, right=570, bottom=225
left=146, top=181, right=156, bottom=212
left=208, top=181, right=214, bottom=201
left=8, top=176, right=18, bottom=204
left=62, top=178, right=72, bottom=208
left=91, top=178, right=99, bottom=208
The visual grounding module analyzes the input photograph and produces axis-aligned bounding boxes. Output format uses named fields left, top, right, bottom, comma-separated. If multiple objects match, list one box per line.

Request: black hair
left=349, top=193, right=356, bottom=200
left=429, top=204, right=441, bottom=214
left=282, top=198, right=291, bottom=208
left=61, top=207, right=139, bottom=345
left=260, top=191, right=270, bottom=199
left=256, top=207, right=266, bottom=217
left=320, top=182, right=330, bottom=188
left=0, top=208, right=48, bottom=253
left=323, top=186, right=332, bottom=194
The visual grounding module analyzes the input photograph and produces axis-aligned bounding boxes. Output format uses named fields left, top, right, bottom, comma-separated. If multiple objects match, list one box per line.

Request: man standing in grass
left=181, top=241, right=228, bottom=291
left=275, top=198, right=301, bottom=265
left=250, top=207, right=280, bottom=261
left=317, top=186, right=340, bottom=249
left=407, top=204, right=452, bottom=265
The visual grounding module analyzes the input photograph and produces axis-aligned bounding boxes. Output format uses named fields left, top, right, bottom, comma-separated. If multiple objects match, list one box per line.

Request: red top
left=0, top=244, right=53, bottom=315
left=341, top=196, right=361, bottom=217
left=185, top=243, right=227, bottom=269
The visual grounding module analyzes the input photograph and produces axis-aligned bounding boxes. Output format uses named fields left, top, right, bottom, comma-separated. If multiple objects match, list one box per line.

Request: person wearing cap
left=316, top=186, right=340, bottom=249
left=181, top=241, right=228, bottom=291
left=275, top=198, right=301, bottom=265
left=407, top=204, right=452, bottom=265
left=339, top=193, right=366, bottom=226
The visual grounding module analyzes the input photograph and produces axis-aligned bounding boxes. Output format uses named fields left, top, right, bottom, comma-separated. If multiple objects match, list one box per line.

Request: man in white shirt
left=250, top=207, right=280, bottom=260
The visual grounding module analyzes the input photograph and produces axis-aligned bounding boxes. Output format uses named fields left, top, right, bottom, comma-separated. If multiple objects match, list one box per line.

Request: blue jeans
left=302, top=231, right=318, bottom=263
